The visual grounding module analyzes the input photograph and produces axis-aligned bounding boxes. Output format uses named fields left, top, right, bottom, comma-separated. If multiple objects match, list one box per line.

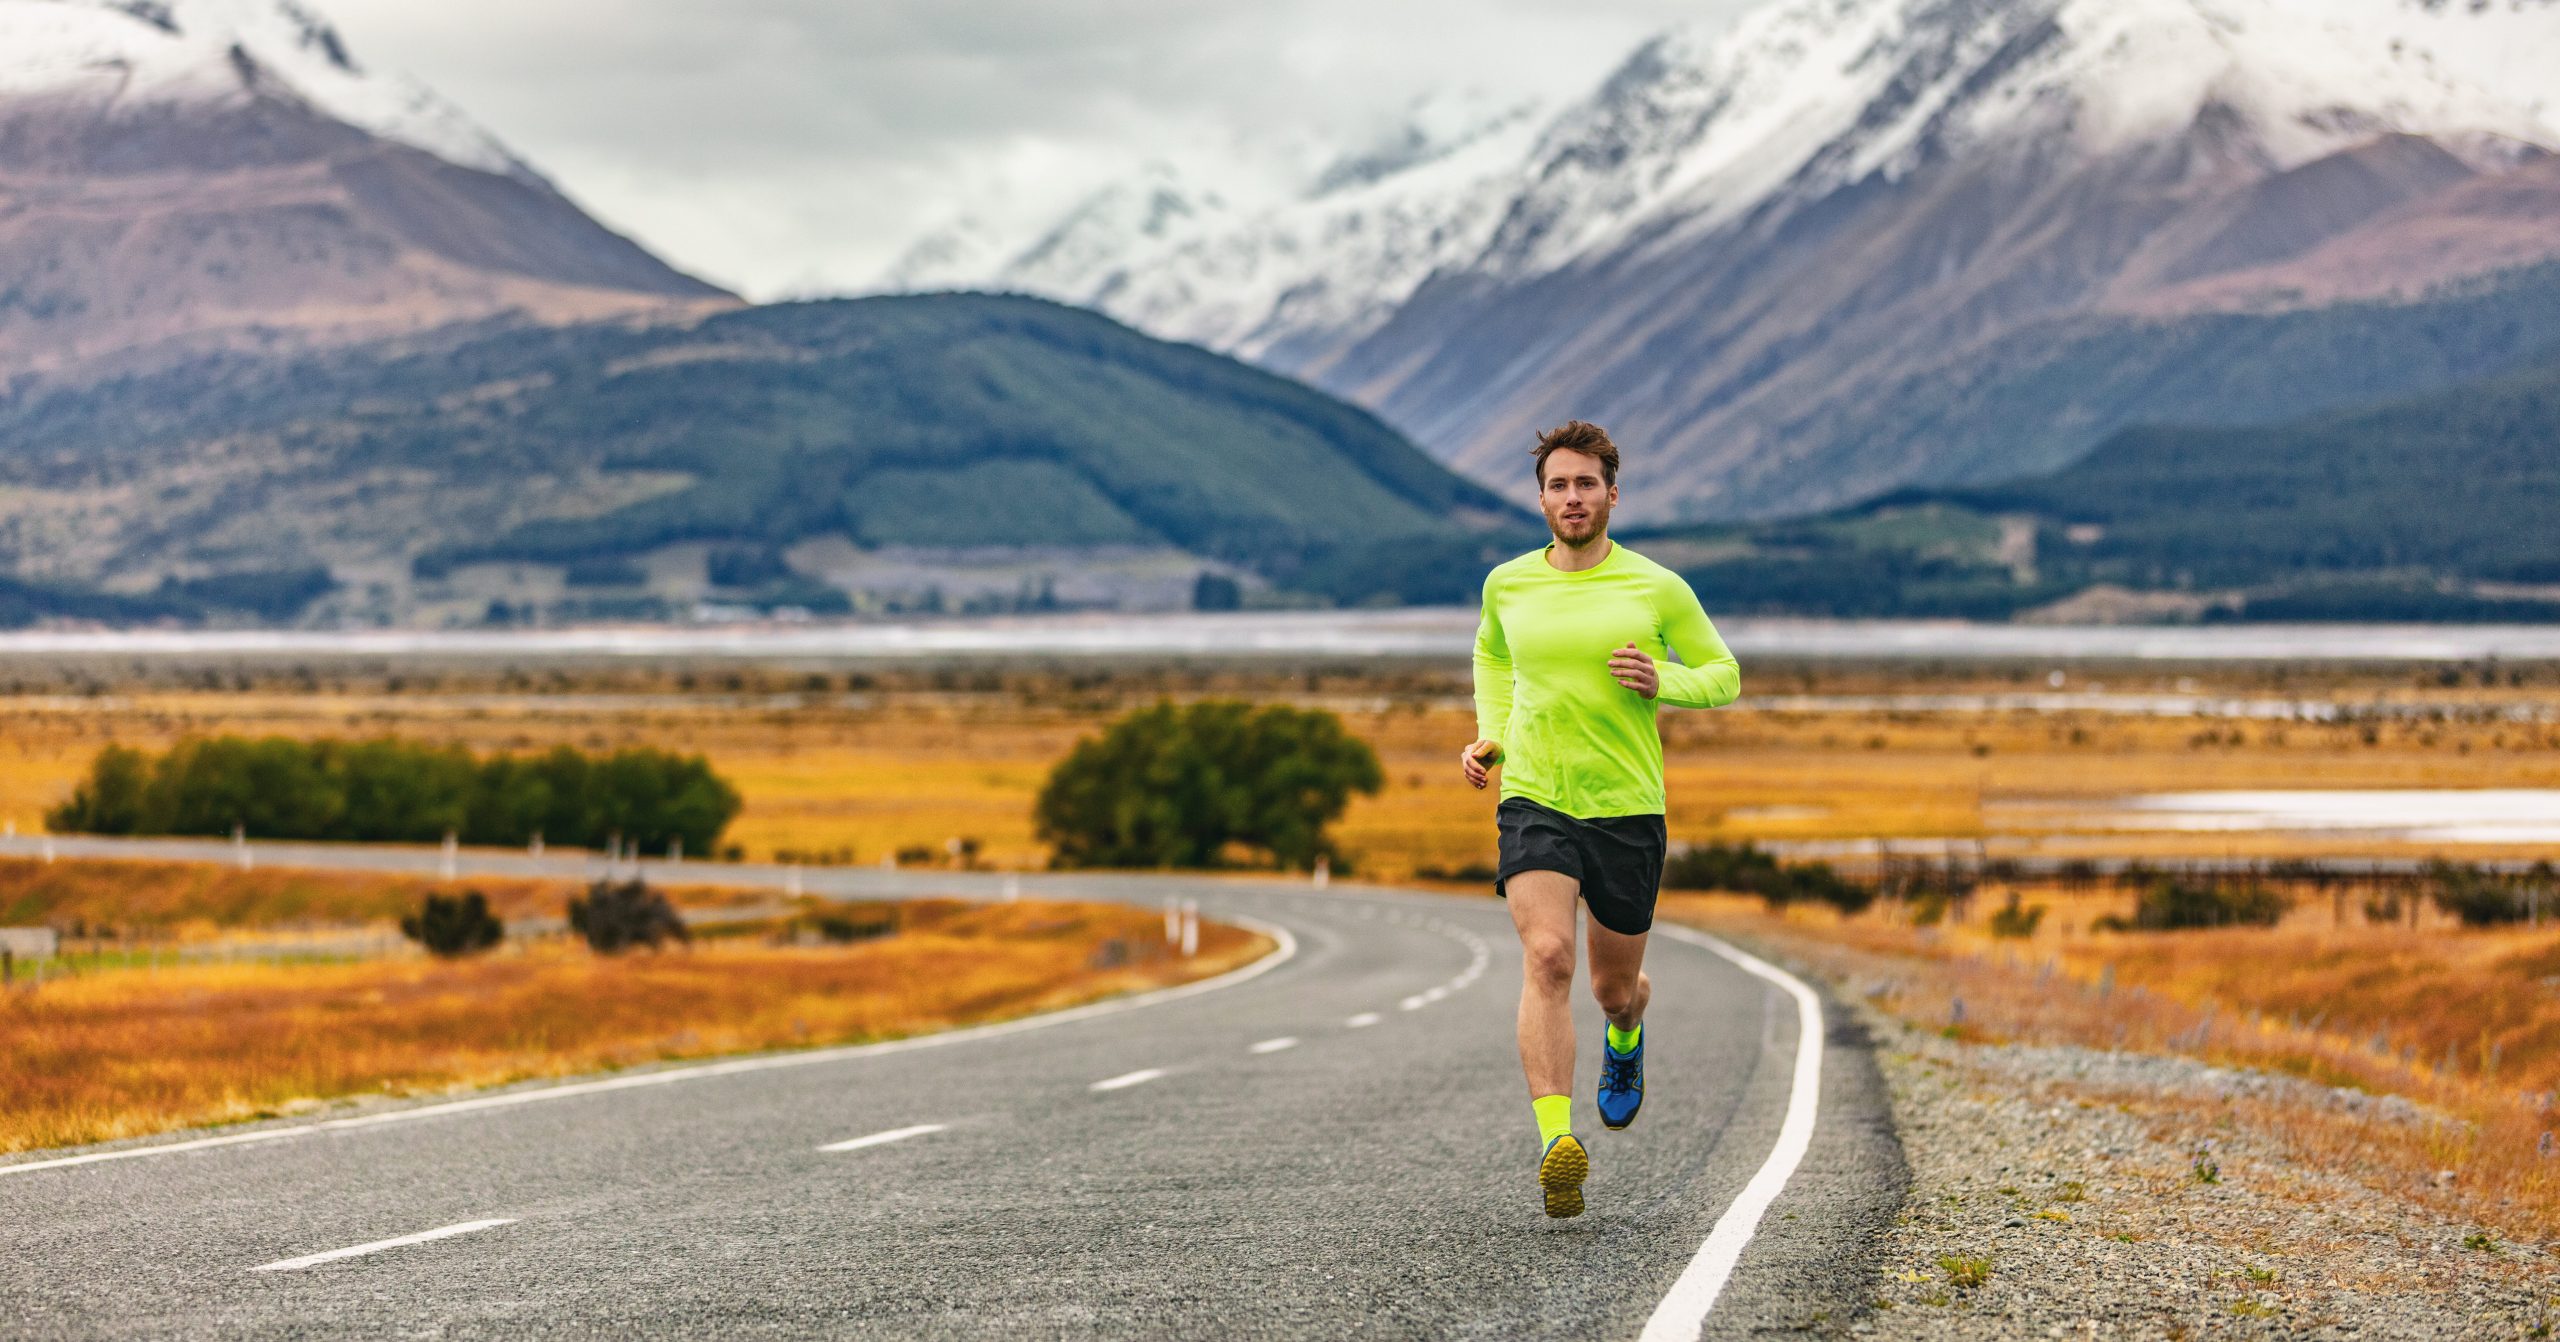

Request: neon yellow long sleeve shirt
left=1472, top=541, right=1740, bottom=819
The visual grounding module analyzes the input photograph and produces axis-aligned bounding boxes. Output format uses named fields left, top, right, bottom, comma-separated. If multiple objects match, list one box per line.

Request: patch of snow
left=0, top=0, right=529, bottom=177
left=878, top=0, right=2560, bottom=363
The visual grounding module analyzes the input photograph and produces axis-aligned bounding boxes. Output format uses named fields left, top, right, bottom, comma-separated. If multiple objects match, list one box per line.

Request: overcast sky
left=317, top=1, right=1744, bottom=299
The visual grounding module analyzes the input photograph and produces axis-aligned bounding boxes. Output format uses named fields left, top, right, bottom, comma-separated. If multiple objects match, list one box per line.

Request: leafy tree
left=1035, top=701, right=1382, bottom=870
left=45, top=736, right=740, bottom=852
left=46, top=744, right=150, bottom=834
left=568, top=878, right=688, bottom=954
left=401, top=890, right=505, bottom=957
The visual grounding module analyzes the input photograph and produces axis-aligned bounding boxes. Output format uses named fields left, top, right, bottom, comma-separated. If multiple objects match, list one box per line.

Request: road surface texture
left=0, top=836, right=1903, bottom=1339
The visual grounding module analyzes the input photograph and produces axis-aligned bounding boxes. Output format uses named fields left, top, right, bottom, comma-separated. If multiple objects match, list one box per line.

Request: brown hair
left=1533, top=420, right=1619, bottom=486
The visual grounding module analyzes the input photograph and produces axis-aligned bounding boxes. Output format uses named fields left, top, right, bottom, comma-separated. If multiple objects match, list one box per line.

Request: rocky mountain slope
left=0, top=0, right=733, bottom=383
left=888, top=0, right=2560, bottom=523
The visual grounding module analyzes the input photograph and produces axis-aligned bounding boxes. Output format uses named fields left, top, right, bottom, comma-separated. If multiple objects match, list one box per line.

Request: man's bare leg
left=1507, top=869, right=1588, bottom=1216
left=1588, top=911, right=1651, bottom=1130
left=1506, top=870, right=1580, bottom=1098
left=1586, top=914, right=1650, bottom=1036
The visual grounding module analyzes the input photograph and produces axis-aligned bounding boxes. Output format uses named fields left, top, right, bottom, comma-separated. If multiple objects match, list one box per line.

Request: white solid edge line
left=1639, top=925, right=1824, bottom=1342
left=1088, top=1068, right=1169, bottom=1092
left=2, top=914, right=1298, bottom=1179
left=817, top=1123, right=948, bottom=1153
left=249, top=1218, right=515, bottom=1273
left=1248, top=1036, right=1298, bottom=1054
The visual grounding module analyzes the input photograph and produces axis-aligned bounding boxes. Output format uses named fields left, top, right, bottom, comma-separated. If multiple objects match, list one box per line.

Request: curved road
left=0, top=838, right=1904, bottom=1339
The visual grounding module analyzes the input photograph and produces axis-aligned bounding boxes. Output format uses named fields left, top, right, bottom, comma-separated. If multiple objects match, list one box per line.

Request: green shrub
left=1035, top=701, right=1382, bottom=870
left=1662, top=841, right=1875, bottom=914
left=568, top=879, right=688, bottom=954
left=400, top=890, right=505, bottom=958
left=2099, top=879, right=2291, bottom=931
left=1987, top=892, right=2046, bottom=939
left=2426, top=859, right=2552, bottom=926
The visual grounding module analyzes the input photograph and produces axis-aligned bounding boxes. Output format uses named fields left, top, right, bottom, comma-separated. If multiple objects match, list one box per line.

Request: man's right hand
left=1460, top=739, right=1502, bottom=790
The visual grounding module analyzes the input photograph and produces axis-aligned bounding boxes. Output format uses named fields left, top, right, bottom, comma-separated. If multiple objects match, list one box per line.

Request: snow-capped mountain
left=889, top=0, right=2560, bottom=520
left=0, top=0, right=525, bottom=176
left=0, top=0, right=730, bottom=381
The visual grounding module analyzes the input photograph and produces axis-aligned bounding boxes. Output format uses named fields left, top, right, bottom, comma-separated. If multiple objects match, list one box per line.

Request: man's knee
left=1591, top=973, right=1638, bottom=1017
left=1521, top=937, right=1575, bottom=993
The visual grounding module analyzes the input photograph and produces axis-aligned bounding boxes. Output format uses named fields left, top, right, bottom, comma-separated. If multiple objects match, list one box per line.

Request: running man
left=1460, top=420, right=1740, bottom=1218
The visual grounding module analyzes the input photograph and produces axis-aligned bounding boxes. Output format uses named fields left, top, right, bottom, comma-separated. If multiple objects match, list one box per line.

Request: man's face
left=1539, top=448, right=1615, bottom=547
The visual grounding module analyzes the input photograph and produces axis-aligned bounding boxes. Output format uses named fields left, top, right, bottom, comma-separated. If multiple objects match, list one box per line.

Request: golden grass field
left=1, top=891, right=1264, bottom=1155
left=1, top=665, right=2554, bottom=876
left=0, top=855, right=774, bottom=940
left=1667, top=888, right=2560, bottom=1240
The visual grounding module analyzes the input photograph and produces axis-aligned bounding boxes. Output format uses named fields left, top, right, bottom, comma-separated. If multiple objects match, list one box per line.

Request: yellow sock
left=1533, top=1093, right=1573, bottom=1147
left=1608, top=1020, right=1641, bottom=1053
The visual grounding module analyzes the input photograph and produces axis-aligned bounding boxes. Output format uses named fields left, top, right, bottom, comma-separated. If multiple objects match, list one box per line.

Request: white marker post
left=40, top=837, right=53, bottom=865
left=786, top=864, right=803, bottom=898
left=1001, top=875, right=1020, bottom=903
left=529, top=832, right=544, bottom=858
left=1312, top=858, right=1330, bottom=889
left=1181, top=900, right=1199, bottom=957
left=668, top=838, right=681, bottom=866
left=440, top=831, right=459, bottom=881
left=1164, top=898, right=1180, bottom=946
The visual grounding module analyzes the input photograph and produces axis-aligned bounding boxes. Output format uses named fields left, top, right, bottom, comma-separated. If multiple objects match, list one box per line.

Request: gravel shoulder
left=1841, top=1003, right=2558, bottom=1339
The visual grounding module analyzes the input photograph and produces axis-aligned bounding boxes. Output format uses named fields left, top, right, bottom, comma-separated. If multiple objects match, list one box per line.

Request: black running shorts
left=1492, top=796, right=1667, bottom=935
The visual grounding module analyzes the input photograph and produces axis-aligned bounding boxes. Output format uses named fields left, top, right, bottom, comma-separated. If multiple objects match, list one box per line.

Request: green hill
left=1649, top=358, right=2560, bottom=623
left=0, top=294, right=1520, bottom=624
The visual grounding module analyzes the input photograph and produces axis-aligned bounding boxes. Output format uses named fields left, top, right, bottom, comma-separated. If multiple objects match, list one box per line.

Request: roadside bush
left=400, top=890, right=505, bottom=958
left=47, top=737, right=740, bottom=854
left=2425, top=859, right=2555, bottom=926
left=1035, top=701, right=1382, bottom=870
left=1661, top=841, right=1874, bottom=915
left=1986, top=892, right=2046, bottom=939
left=567, top=879, right=688, bottom=954
left=2099, top=879, right=2291, bottom=931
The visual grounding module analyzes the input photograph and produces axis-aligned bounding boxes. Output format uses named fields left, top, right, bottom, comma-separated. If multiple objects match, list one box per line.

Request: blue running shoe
left=1598, top=1028, right=1645, bottom=1130
left=1539, top=1133, right=1587, bottom=1218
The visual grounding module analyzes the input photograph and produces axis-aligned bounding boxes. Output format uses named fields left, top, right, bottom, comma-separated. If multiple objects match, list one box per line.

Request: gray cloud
left=319, top=1, right=1750, bottom=298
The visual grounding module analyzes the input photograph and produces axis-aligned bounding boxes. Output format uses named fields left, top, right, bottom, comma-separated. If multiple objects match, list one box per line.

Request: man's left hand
left=1607, top=642, right=1658, bottom=700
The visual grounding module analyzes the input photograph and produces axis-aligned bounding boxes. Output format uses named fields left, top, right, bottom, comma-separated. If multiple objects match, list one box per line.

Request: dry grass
left=4, top=673, right=2556, bottom=876
left=0, top=898, right=1265, bottom=1155
left=0, top=856, right=781, bottom=941
left=1665, top=891, right=2560, bottom=1239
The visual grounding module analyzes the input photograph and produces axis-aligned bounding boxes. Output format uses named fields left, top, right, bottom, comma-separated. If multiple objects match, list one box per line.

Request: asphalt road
left=0, top=837, right=1904, bottom=1339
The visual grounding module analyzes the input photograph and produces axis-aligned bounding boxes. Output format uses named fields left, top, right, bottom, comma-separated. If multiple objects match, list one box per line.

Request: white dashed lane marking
left=249, top=1219, right=515, bottom=1273
left=818, top=1123, right=948, bottom=1153
left=1344, top=1012, right=1382, bottom=1029
left=1248, top=1037, right=1298, bottom=1054
left=1089, top=1068, right=1171, bottom=1092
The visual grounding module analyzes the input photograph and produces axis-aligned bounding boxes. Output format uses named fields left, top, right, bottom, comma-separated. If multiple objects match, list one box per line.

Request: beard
left=1547, top=505, right=1607, bottom=547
